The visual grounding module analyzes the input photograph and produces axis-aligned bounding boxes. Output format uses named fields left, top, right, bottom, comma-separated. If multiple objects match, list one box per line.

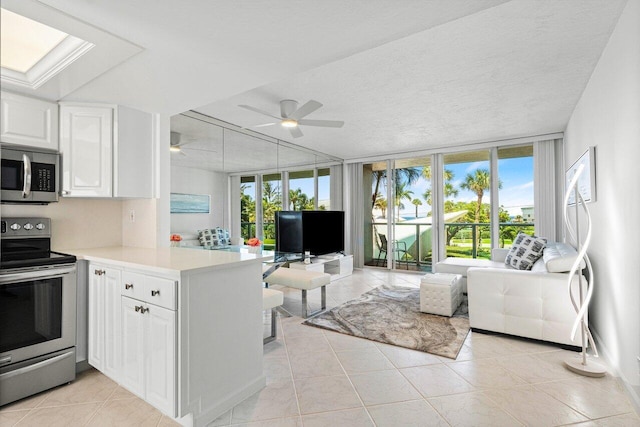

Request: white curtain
left=330, top=164, right=343, bottom=211
left=534, top=139, right=562, bottom=241
left=344, top=163, right=364, bottom=268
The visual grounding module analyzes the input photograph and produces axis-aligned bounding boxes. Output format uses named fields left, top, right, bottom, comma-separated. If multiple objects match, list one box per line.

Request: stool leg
left=263, top=308, right=277, bottom=345
left=321, top=285, right=326, bottom=311
left=302, top=290, right=308, bottom=318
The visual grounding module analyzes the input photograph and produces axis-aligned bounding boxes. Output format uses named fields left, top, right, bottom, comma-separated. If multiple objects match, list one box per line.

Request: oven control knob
left=10, top=223, right=21, bottom=231
left=23, top=223, right=34, bottom=230
left=35, top=223, right=46, bottom=230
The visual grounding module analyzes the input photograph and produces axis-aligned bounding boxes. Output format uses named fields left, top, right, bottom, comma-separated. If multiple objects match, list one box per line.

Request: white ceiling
left=8, top=0, right=628, bottom=163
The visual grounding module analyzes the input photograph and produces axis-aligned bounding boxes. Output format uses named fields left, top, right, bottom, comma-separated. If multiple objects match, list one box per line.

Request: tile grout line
left=280, top=313, right=304, bottom=426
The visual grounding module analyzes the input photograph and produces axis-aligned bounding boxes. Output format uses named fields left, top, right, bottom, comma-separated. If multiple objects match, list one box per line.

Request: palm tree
left=371, top=167, right=421, bottom=209
left=411, top=198, right=422, bottom=218
left=373, top=192, right=387, bottom=218
left=460, top=169, right=501, bottom=248
left=421, top=167, right=458, bottom=206
left=394, top=181, right=414, bottom=220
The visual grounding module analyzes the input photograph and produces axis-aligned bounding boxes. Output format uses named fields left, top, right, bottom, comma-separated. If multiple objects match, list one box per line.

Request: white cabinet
left=0, top=91, right=58, bottom=150
left=289, top=254, right=353, bottom=281
left=59, top=103, right=153, bottom=198
left=88, top=263, right=121, bottom=380
left=120, top=280, right=176, bottom=416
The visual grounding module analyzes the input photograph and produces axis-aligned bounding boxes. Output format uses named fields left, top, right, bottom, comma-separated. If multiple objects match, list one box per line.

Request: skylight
left=0, top=8, right=94, bottom=89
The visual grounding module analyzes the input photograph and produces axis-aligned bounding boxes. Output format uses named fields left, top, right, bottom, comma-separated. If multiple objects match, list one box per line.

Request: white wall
left=170, top=165, right=228, bottom=236
left=564, top=0, right=640, bottom=408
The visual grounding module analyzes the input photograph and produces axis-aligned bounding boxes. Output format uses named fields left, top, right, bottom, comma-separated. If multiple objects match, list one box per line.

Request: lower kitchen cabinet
left=121, top=295, right=176, bottom=415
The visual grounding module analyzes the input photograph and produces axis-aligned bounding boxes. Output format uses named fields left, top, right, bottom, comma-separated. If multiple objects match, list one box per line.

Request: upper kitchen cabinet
left=59, top=103, right=153, bottom=198
left=0, top=91, right=59, bottom=150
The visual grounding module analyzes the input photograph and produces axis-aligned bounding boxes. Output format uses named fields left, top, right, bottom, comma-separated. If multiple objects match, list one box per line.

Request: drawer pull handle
left=141, top=307, right=149, bottom=314
left=151, top=290, right=160, bottom=297
left=125, top=283, right=134, bottom=290
left=135, top=305, right=142, bottom=312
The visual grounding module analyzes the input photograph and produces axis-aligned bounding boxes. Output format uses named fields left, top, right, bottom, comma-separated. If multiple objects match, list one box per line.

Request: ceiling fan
left=239, top=99, right=344, bottom=138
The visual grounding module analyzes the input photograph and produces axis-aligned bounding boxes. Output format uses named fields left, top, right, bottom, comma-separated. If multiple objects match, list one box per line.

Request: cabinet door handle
left=141, top=307, right=149, bottom=314
left=135, top=305, right=142, bottom=312
left=94, top=269, right=105, bottom=276
left=151, top=290, right=160, bottom=296
left=125, top=283, right=134, bottom=290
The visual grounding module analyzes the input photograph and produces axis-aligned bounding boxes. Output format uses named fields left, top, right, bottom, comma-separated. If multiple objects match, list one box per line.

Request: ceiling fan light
left=170, top=145, right=181, bottom=152
left=281, top=118, right=298, bottom=128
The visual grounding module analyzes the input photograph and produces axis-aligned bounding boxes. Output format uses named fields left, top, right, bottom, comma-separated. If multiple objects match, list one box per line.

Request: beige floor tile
left=263, top=356, right=293, bottom=381
left=15, top=402, right=101, bottom=427
left=367, top=400, right=449, bottom=427
left=495, top=352, right=579, bottom=384
left=591, top=413, right=640, bottom=426
left=38, top=369, right=118, bottom=407
left=454, top=335, right=525, bottom=361
left=108, top=385, right=137, bottom=401
left=228, top=416, right=302, bottom=426
left=375, top=342, right=443, bottom=368
left=280, top=319, right=323, bottom=338
left=537, top=378, right=636, bottom=419
left=284, top=334, right=331, bottom=357
left=0, top=391, right=50, bottom=413
left=288, top=350, right=344, bottom=379
left=349, top=369, right=421, bottom=406
left=484, top=384, right=588, bottom=426
left=0, top=410, right=30, bottom=426
left=447, top=358, right=527, bottom=388
left=301, top=408, right=373, bottom=427
left=335, top=348, right=395, bottom=374
left=294, top=374, right=362, bottom=415
left=428, top=391, right=523, bottom=426
left=400, top=364, right=475, bottom=397
left=263, top=338, right=288, bottom=359
left=86, top=398, right=162, bottom=426
left=324, top=331, right=376, bottom=352
left=230, top=379, right=299, bottom=423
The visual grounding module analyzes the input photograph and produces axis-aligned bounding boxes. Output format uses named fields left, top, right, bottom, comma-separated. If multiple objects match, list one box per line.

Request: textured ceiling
left=12, top=0, right=628, bottom=165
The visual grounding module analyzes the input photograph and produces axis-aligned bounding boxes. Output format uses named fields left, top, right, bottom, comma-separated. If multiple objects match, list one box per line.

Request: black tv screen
left=275, top=211, right=303, bottom=254
left=302, top=211, right=345, bottom=256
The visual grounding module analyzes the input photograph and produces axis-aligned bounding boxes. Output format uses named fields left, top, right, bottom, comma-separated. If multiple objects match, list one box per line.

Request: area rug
left=303, top=285, right=469, bottom=359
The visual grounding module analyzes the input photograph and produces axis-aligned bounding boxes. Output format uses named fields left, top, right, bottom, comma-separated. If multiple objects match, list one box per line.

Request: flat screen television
left=274, top=210, right=345, bottom=257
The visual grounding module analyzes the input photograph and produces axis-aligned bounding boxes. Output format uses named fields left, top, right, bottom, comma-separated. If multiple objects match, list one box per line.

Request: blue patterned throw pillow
left=505, top=232, right=547, bottom=270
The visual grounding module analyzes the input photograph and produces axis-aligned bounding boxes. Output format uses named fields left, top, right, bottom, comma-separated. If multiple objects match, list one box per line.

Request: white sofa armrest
left=491, top=248, right=509, bottom=262
left=467, top=267, right=583, bottom=346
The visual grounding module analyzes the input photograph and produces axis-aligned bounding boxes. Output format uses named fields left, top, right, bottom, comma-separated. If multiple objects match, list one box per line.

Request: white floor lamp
left=563, top=163, right=606, bottom=377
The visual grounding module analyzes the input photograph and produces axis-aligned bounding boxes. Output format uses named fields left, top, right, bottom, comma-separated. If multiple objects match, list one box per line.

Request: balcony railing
left=370, top=221, right=535, bottom=270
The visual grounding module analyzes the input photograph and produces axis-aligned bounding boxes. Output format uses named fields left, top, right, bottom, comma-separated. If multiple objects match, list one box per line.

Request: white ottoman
left=419, top=273, right=463, bottom=316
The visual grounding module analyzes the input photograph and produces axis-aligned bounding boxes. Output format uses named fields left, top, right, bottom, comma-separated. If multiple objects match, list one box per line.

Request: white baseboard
left=591, top=327, right=640, bottom=415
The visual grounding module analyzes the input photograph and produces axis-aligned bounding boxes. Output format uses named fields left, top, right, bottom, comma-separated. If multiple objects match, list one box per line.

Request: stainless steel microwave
left=1, top=145, right=59, bottom=203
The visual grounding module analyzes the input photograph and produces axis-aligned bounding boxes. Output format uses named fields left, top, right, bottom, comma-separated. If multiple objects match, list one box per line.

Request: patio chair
left=375, top=232, right=409, bottom=269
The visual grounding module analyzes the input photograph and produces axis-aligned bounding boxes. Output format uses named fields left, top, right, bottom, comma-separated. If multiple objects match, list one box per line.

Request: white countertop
left=62, top=246, right=271, bottom=276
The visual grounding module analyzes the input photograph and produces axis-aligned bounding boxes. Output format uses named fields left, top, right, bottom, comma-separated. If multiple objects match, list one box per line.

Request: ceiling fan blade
left=289, top=100, right=322, bottom=120
left=297, top=119, right=344, bottom=128
left=289, top=126, right=304, bottom=138
left=250, top=122, right=277, bottom=128
left=238, top=104, right=281, bottom=120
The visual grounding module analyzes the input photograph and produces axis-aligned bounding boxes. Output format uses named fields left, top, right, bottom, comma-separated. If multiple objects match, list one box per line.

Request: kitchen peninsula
left=67, top=246, right=269, bottom=427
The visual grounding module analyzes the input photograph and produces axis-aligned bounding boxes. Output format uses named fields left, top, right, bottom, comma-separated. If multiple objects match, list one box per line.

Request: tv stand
left=289, top=254, right=353, bottom=281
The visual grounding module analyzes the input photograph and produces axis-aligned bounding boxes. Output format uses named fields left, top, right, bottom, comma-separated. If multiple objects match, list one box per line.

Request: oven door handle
left=22, top=154, right=32, bottom=199
left=0, top=265, right=76, bottom=284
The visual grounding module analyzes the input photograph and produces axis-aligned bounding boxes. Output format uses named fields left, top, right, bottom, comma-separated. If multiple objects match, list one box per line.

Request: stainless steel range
left=0, top=217, right=77, bottom=406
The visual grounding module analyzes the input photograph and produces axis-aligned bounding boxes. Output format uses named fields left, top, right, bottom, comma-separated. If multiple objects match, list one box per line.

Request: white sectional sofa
left=438, top=242, right=585, bottom=347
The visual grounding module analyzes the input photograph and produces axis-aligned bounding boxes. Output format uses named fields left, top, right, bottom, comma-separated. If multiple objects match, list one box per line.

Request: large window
left=262, top=173, right=282, bottom=248
left=498, top=145, right=534, bottom=248
left=240, top=176, right=256, bottom=241
left=288, top=170, right=315, bottom=210
left=317, top=168, right=330, bottom=210
left=443, top=151, right=492, bottom=259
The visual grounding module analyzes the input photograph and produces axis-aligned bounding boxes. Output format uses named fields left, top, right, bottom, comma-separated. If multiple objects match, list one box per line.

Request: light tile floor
left=1, top=268, right=639, bottom=427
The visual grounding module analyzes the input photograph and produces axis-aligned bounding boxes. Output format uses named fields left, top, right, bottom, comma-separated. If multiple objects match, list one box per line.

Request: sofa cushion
left=543, top=242, right=585, bottom=273
left=505, top=232, right=547, bottom=270
left=197, top=227, right=229, bottom=246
